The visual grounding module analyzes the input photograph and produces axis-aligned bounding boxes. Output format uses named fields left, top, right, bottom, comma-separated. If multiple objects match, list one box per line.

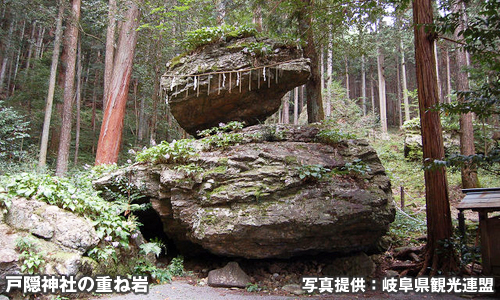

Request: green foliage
left=335, top=159, right=371, bottom=176
left=0, top=101, right=31, bottom=163
left=139, top=242, right=163, bottom=258
left=134, top=259, right=172, bottom=284
left=259, top=124, right=286, bottom=142
left=16, top=237, right=45, bottom=274
left=322, top=80, right=375, bottom=138
left=246, top=283, right=262, bottom=292
left=183, top=24, right=257, bottom=51
left=241, top=42, right=272, bottom=56
left=199, top=121, right=245, bottom=150
left=295, top=164, right=330, bottom=181
left=174, top=163, right=204, bottom=176
left=134, top=254, right=185, bottom=284
left=100, top=174, right=147, bottom=208
left=401, top=118, right=421, bottom=132
left=197, top=121, right=244, bottom=137
left=389, top=211, right=426, bottom=247
left=316, top=129, right=356, bottom=145
left=0, top=172, right=141, bottom=264
left=136, top=139, right=198, bottom=164
left=166, top=255, right=185, bottom=277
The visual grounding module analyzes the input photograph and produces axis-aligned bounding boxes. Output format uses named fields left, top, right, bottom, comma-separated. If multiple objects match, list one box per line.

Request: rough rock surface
left=5, top=197, right=99, bottom=254
left=0, top=197, right=152, bottom=295
left=161, top=36, right=310, bottom=136
left=95, top=124, right=395, bottom=259
left=207, top=262, right=251, bottom=288
left=0, top=198, right=99, bottom=293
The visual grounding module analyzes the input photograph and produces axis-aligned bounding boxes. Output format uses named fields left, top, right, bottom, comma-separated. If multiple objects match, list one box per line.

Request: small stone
left=282, top=284, right=305, bottom=295
left=323, top=252, right=376, bottom=277
left=385, top=270, right=399, bottom=278
left=207, top=262, right=251, bottom=288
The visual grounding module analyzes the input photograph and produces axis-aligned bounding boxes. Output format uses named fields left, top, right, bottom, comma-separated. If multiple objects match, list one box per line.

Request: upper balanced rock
left=161, top=36, right=310, bottom=136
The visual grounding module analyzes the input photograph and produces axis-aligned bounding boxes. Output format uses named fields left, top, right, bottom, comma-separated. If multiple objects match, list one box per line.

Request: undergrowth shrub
left=316, top=129, right=356, bottom=145
left=0, top=171, right=145, bottom=264
left=183, top=24, right=257, bottom=51
left=199, top=121, right=245, bottom=150
left=136, top=139, right=198, bottom=164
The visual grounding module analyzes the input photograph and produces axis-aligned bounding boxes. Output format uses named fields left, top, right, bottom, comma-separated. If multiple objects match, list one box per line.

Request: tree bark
left=294, top=87, right=299, bottom=124
left=39, top=0, right=64, bottom=168
left=0, top=18, right=15, bottom=93
left=445, top=47, right=452, bottom=104
left=12, top=20, right=25, bottom=94
left=377, top=45, right=388, bottom=134
left=103, top=0, right=117, bottom=109
left=327, top=30, right=333, bottom=117
left=396, top=49, right=403, bottom=127
left=344, top=56, right=350, bottom=100
left=413, top=0, right=458, bottom=275
left=297, top=0, right=324, bottom=123
left=95, top=0, right=141, bottom=165
left=35, top=25, right=45, bottom=59
left=215, top=0, right=226, bottom=25
left=401, top=39, right=410, bottom=122
left=55, top=0, right=81, bottom=176
left=253, top=4, right=263, bottom=32
left=453, top=0, right=479, bottom=189
left=74, top=39, right=82, bottom=165
left=434, top=41, right=442, bottom=102
left=283, top=92, right=290, bottom=124
left=25, top=21, right=36, bottom=73
left=361, top=54, right=366, bottom=116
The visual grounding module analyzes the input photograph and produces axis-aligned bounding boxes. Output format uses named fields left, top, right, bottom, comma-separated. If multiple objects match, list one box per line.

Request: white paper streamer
left=263, top=67, right=266, bottom=81
left=170, top=77, right=175, bottom=91
left=236, top=72, right=240, bottom=86
left=193, top=76, right=198, bottom=90
left=222, top=73, right=226, bottom=87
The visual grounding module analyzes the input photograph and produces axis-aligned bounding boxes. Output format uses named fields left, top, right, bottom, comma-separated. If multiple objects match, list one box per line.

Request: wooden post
left=400, top=186, right=405, bottom=210
left=479, top=211, right=491, bottom=275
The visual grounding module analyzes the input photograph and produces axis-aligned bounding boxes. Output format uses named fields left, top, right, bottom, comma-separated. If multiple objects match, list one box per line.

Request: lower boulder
left=95, top=124, right=395, bottom=259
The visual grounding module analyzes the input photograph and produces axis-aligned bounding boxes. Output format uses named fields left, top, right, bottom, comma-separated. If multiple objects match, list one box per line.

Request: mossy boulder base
left=95, top=125, right=396, bottom=259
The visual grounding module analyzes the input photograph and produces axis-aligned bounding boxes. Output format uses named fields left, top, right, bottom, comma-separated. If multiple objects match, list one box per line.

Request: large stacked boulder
left=95, top=124, right=395, bottom=259
left=162, top=36, right=310, bottom=136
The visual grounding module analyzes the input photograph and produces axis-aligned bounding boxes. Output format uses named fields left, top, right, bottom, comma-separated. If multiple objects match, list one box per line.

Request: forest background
left=3, top=0, right=495, bottom=172
left=0, top=0, right=499, bottom=278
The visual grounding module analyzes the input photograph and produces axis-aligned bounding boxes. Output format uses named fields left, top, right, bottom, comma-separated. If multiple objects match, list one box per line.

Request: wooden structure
left=458, top=188, right=500, bottom=276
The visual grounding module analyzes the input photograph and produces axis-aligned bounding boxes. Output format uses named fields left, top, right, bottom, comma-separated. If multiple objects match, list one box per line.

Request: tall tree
left=39, top=0, right=65, bottom=168
left=55, top=0, right=81, bottom=176
left=95, top=0, right=141, bottom=165
left=103, top=0, right=117, bottom=109
left=215, top=0, right=226, bottom=25
left=0, top=18, right=15, bottom=93
left=413, top=0, right=458, bottom=274
left=401, top=38, right=410, bottom=122
left=297, top=0, right=324, bottom=123
left=453, top=0, right=479, bottom=189
left=377, top=43, right=388, bottom=134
